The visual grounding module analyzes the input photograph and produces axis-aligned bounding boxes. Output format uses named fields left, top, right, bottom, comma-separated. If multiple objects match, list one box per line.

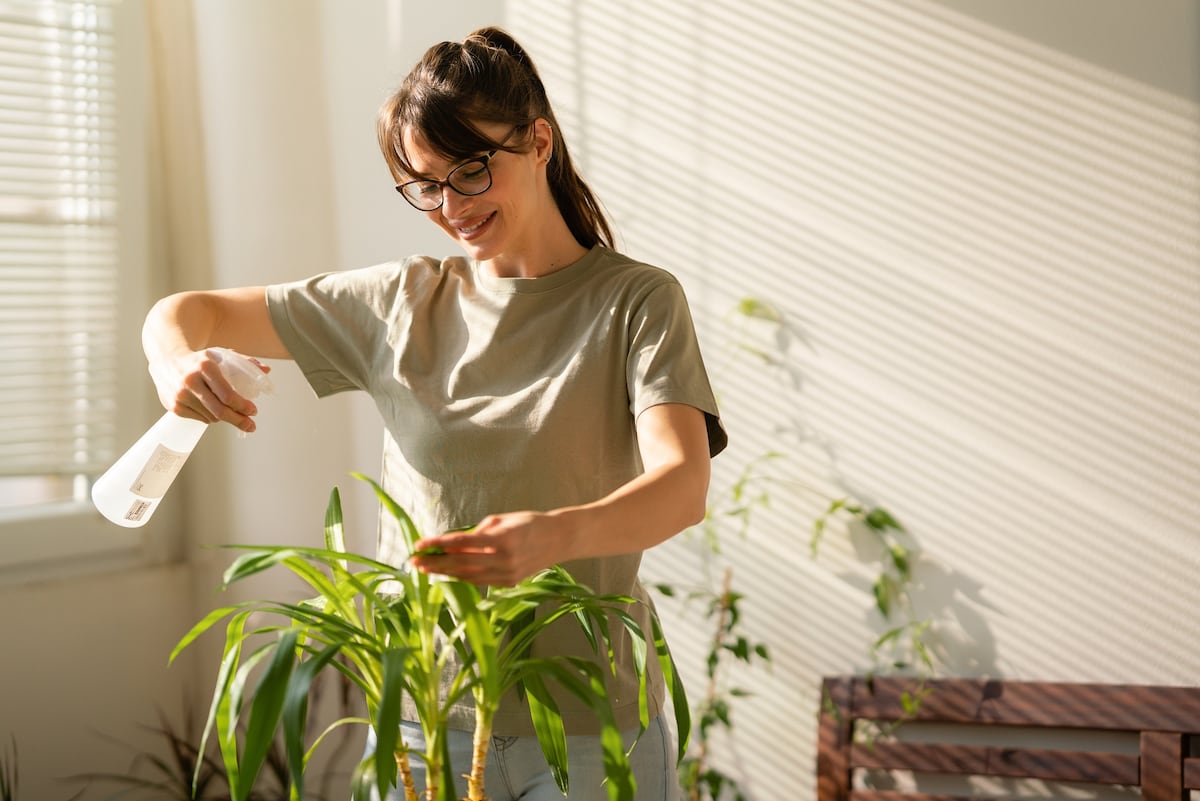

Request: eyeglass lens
left=399, top=155, right=493, bottom=211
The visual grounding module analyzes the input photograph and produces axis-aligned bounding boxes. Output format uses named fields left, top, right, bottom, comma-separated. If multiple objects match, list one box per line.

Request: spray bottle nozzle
left=210, top=348, right=273, bottom=399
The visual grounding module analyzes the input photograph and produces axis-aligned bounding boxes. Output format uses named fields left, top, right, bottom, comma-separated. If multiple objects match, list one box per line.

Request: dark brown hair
left=377, top=27, right=614, bottom=249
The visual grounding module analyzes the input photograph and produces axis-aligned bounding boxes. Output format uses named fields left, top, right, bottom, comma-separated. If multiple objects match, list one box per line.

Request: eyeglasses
left=395, top=151, right=497, bottom=211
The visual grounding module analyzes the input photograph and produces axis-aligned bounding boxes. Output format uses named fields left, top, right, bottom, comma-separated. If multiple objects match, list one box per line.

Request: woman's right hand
left=142, top=287, right=287, bottom=433
left=149, top=348, right=269, bottom=433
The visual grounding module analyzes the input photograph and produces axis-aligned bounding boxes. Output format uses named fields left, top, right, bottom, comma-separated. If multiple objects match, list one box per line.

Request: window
left=0, top=0, right=154, bottom=578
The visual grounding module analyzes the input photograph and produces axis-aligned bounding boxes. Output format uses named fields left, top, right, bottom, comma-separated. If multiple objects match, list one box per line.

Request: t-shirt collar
left=472, top=245, right=605, bottom=295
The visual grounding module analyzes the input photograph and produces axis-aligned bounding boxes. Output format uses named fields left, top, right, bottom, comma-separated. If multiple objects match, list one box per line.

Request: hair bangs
left=396, top=99, right=514, bottom=178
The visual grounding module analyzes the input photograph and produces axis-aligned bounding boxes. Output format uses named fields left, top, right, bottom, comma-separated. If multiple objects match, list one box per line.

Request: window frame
left=0, top=0, right=172, bottom=583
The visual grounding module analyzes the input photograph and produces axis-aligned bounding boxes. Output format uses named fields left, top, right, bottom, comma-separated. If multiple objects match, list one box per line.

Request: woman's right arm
left=142, top=287, right=291, bottom=432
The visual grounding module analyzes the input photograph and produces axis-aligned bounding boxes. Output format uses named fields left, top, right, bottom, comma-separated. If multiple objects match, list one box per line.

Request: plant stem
left=468, top=705, right=493, bottom=800
left=396, top=744, right=419, bottom=801
left=690, top=567, right=734, bottom=801
left=422, top=753, right=441, bottom=801
left=423, top=731, right=441, bottom=801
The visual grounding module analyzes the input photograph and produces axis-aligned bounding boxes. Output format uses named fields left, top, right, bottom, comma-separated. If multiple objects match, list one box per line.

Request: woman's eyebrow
left=404, top=151, right=492, bottom=182
left=399, top=164, right=438, bottom=182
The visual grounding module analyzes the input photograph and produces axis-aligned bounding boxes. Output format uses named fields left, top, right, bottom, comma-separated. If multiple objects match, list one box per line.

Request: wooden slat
left=1184, top=757, right=1200, bottom=790
left=850, top=793, right=1017, bottom=801
left=847, top=677, right=1200, bottom=732
left=850, top=742, right=1139, bottom=785
left=1140, top=732, right=1184, bottom=801
left=818, top=677, right=854, bottom=801
left=817, top=677, right=1200, bottom=801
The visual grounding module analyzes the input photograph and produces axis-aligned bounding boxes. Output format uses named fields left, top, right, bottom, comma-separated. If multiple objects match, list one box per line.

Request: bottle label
left=130, top=444, right=190, bottom=499
left=125, top=499, right=153, bottom=523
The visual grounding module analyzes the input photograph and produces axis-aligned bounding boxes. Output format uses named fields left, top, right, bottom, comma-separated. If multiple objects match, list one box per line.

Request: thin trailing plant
left=811, top=499, right=933, bottom=742
left=733, top=294, right=935, bottom=696
left=693, top=451, right=781, bottom=554
left=669, top=293, right=934, bottom=783
left=656, top=443, right=776, bottom=800
left=657, top=568, right=769, bottom=801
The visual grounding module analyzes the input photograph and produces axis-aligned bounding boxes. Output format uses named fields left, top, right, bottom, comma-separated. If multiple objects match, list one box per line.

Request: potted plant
left=173, top=474, right=688, bottom=801
left=1, top=737, right=16, bottom=801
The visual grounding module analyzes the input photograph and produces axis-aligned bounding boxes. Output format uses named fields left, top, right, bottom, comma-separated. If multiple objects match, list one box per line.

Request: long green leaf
left=219, top=647, right=273, bottom=797
left=533, top=659, right=634, bottom=801
left=222, top=548, right=302, bottom=586
left=603, top=608, right=651, bottom=734
left=373, top=648, right=407, bottom=800
left=281, top=642, right=342, bottom=798
left=522, top=668, right=569, bottom=794
left=198, top=609, right=249, bottom=796
left=325, top=486, right=347, bottom=552
left=651, top=613, right=690, bottom=762
left=237, top=630, right=299, bottom=801
left=352, top=472, right=423, bottom=554
left=350, top=755, right=376, bottom=801
left=169, top=602, right=249, bottom=664
left=221, top=542, right=405, bottom=576
left=279, top=555, right=360, bottom=625
left=441, top=580, right=502, bottom=702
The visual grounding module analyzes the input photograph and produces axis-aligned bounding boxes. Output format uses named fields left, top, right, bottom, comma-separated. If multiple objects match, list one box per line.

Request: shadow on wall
left=516, top=0, right=1199, bottom=795
left=728, top=298, right=1003, bottom=675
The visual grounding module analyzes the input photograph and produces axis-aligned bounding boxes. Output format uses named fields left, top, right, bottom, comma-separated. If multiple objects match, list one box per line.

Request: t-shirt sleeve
left=626, top=280, right=729, bottom=458
left=265, top=262, right=402, bottom=397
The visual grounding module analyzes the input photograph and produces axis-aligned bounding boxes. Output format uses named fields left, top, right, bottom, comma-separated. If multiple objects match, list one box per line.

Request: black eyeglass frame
left=395, top=151, right=498, bottom=211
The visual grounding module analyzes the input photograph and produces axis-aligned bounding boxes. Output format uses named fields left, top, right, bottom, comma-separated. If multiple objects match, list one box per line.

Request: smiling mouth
left=455, top=212, right=495, bottom=237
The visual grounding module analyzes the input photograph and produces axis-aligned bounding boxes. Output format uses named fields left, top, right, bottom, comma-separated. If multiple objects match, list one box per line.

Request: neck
left=483, top=192, right=590, bottom=278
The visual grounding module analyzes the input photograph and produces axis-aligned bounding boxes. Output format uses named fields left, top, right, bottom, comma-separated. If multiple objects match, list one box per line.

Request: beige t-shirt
left=266, top=245, right=726, bottom=735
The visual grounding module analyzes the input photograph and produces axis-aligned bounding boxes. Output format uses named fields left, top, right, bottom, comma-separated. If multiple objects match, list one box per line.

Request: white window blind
left=0, top=0, right=119, bottom=507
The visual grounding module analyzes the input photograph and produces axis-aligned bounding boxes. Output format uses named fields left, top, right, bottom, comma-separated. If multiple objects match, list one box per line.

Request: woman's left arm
left=410, top=403, right=712, bottom=586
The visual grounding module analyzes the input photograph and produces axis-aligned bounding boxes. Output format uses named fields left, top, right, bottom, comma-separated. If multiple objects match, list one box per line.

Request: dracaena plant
left=173, top=473, right=687, bottom=801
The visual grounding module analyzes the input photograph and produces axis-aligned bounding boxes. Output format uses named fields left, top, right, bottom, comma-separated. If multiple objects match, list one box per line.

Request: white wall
left=2, top=1, right=1195, bottom=799
left=608, top=0, right=1200, bottom=795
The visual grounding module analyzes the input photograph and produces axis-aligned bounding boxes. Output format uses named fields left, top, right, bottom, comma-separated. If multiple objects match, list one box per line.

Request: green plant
left=655, top=444, right=776, bottom=801
left=657, top=568, right=768, bottom=801
left=665, top=294, right=934, bottom=793
left=174, top=473, right=686, bottom=801
left=811, top=499, right=932, bottom=740
left=729, top=294, right=935, bottom=684
left=0, top=736, right=82, bottom=801
left=1, top=736, right=16, bottom=801
left=812, top=500, right=931, bottom=671
left=70, top=707, right=229, bottom=800
left=68, top=694, right=341, bottom=801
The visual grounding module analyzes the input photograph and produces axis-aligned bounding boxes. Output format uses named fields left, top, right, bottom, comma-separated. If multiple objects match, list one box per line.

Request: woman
left=143, top=27, right=726, bottom=801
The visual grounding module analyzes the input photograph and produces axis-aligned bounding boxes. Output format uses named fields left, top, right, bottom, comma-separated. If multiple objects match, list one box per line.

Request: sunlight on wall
left=513, top=0, right=1199, bottom=794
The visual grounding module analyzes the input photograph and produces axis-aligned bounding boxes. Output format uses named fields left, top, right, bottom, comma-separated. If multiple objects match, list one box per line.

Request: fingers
left=156, top=349, right=260, bottom=432
left=199, top=351, right=260, bottom=425
left=410, top=519, right=540, bottom=587
left=410, top=533, right=495, bottom=584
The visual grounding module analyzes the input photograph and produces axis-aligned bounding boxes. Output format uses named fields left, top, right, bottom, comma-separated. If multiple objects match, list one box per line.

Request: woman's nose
left=440, top=185, right=473, bottom=217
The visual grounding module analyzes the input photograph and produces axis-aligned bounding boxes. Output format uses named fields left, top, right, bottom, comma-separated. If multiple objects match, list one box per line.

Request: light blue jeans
left=368, top=715, right=683, bottom=801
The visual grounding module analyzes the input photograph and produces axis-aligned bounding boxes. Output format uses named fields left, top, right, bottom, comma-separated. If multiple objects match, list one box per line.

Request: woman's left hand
left=410, top=510, right=570, bottom=587
left=409, top=403, right=711, bottom=587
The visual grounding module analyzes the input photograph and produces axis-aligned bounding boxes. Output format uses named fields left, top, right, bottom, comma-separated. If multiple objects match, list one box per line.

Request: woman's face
left=401, top=121, right=551, bottom=265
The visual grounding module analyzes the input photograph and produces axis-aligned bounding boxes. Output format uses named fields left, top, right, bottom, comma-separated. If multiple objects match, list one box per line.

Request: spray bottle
left=91, top=348, right=272, bottom=528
